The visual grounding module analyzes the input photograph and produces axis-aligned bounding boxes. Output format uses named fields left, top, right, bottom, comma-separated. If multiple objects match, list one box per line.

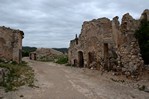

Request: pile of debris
left=29, top=48, right=64, bottom=61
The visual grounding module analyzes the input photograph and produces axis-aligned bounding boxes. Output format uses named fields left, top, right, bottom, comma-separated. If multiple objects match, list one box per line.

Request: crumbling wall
left=0, top=26, right=24, bottom=63
left=69, top=18, right=115, bottom=69
left=68, top=9, right=149, bottom=76
left=140, top=9, right=149, bottom=21
left=112, top=13, right=143, bottom=76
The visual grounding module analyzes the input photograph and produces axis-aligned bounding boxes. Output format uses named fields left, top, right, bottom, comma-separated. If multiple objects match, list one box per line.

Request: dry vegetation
left=0, top=61, right=35, bottom=92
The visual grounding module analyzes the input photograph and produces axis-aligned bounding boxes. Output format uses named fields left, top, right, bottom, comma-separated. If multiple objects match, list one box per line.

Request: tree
left=135, top=20, right=149, bottom=64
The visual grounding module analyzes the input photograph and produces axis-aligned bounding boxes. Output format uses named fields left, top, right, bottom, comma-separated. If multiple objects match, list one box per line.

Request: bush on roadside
left=55, top=55, right=68, bottom=64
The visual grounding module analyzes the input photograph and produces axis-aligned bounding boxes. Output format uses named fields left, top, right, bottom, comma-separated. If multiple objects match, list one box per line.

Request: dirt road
left=1, top=58, right=149, bottom=99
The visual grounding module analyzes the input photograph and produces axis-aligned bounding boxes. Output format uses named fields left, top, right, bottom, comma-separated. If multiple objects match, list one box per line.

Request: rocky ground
left=0, top=57, right=149, bottom=99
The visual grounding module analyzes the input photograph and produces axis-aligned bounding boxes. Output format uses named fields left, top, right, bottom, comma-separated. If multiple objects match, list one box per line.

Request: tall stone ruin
left=68, top=9, right=149, bottom=76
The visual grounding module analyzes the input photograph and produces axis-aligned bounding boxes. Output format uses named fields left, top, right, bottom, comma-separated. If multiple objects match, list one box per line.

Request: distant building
left=29, top=52, right=37, bottom=60
left=29, top=48, right=63, bottom=61
left=0, top=26, right=24, bottom=63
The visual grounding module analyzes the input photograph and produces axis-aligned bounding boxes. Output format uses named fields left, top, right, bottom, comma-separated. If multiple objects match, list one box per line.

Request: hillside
left=22, top=46, right=68, bottom=57
left=52, top=48, right=68, bottom=53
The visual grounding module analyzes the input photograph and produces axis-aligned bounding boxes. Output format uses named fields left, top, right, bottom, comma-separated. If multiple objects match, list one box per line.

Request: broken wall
left=68, top=9, right=149, bottom=76
left=0, top=26, right=24, bottom=63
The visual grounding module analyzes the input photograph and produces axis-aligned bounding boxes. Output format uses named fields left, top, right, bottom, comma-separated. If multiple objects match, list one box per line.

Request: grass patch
left=0, top=61, right=35, bottom=92
left=38, top=56, right=55, bottom=62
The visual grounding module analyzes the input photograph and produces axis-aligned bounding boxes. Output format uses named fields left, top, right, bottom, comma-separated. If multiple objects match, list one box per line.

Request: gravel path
left=1, top=57, right=149, bottom=99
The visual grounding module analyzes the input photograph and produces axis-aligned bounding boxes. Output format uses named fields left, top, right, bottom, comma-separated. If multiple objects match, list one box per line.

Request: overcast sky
left=0, top=0, right=148, bottom=48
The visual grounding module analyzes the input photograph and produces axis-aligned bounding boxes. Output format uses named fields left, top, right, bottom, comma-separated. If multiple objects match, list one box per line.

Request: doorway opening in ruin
left=78, top=51, right=84, bottom=67
left=34, top=53, right=37, bottom=60
left=29, top=54, right=31, bottom=59
left=88, top=52, right=95, bottom=65
left=73, top=59, right=77, bottom=66
left=104, top=43, right=109, bottom=70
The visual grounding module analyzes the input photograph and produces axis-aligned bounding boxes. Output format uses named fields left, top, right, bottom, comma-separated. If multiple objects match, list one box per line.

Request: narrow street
left=1, top=57, right=149, bottom=99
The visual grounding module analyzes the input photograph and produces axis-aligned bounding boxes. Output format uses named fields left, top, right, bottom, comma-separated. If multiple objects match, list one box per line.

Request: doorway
left=88, top=52, right=95, bottom=65
left=104, top=43, right=109, bottom=69
left=73, top=59, right=77, bottom=66
left=78, top=51, right=84, bottom=67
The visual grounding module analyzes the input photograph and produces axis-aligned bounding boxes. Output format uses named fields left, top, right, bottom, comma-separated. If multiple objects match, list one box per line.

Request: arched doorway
left=78, top=51, right=84, bottom=67
left=88, top=52, right=95, bottom=65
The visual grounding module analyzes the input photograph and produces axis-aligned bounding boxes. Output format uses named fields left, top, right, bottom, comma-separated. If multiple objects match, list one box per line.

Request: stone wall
left=0, top=26, right=24, bottom=63
left=68, top=9, right=149, bottom=76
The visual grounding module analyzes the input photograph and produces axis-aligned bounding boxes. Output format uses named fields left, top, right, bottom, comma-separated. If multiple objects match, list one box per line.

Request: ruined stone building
left=29, top=48, right=63, bottom=61
left=68, top=9, right=149, bottom=76
left=0, top=26, right=24, bottom=63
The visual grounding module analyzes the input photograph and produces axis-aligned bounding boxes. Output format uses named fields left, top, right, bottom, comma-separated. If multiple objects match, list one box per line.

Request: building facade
left=68, top=9, right=149, bottom=76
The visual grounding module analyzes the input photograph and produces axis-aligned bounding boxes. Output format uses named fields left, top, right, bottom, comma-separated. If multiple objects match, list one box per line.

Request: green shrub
left=135, top=20, right=149, bottom=64
left=39, top=56, right=55, bottom=62
left=55, top=55, right=68, bottom=64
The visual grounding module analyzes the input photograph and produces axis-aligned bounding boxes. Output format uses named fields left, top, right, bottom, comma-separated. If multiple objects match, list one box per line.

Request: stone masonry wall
left=0, top=26, right=24, bottom=63
left=68, top=9, right=149, bottom=76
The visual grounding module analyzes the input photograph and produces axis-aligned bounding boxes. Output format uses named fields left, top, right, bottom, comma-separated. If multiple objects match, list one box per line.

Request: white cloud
left=0, top=0, right=148, bottom=48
